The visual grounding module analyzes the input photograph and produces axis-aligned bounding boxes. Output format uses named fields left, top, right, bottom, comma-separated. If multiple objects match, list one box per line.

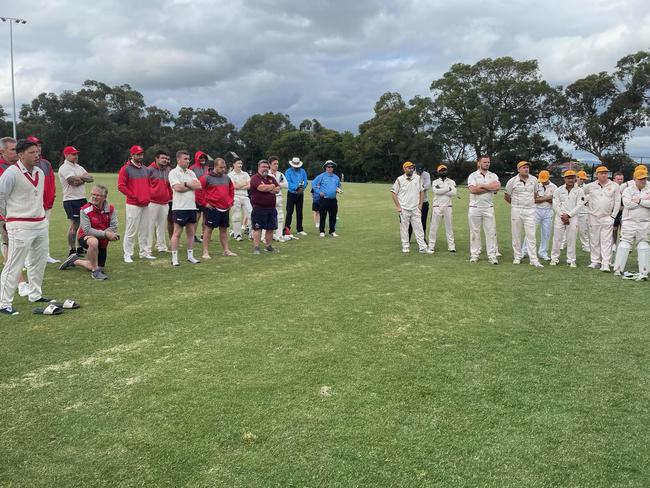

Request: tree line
left=1, top=50, right=649, bottom=181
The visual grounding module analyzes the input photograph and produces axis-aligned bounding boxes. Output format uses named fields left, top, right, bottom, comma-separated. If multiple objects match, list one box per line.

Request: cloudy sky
left=1, top=0, right=650, bottom=159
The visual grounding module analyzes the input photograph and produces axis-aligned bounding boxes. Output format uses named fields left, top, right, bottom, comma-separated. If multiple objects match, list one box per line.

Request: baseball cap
left=402, top=161, right=415, bottom=169
left=563, top=169, right=577, bottom=177
left=517, top=161, right=530, bottom=169
left=130, top=145, right=144, bottom=155
left=577, top=170, right=588, bottom=180
left=437, top=164, right=447, bottom=172
left=538, top=170, right=550, bottom=183
left=63, top=146, right=79, bottom=156
left=26, top=136, right=42, bottom=144
left=595, top=165, right=609, bottom=173
left=633, top=166, right=648, bottom=180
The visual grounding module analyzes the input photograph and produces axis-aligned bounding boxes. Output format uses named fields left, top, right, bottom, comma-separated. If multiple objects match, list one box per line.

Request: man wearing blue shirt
left=312, top=160, right=342, bottom=237
left=284, top=157, right=309, bottom=237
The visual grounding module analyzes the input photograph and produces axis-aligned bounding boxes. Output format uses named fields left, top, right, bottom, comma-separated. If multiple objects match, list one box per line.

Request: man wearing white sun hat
left=284, top=156, right=308, bottom=238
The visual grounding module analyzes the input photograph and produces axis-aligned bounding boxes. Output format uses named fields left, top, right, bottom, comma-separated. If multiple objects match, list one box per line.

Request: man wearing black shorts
left=200, top=158, right=237, bottom=259
left=58, top=146, right=94, bottom=255
left=168, top=150, right=202, bottom=266
left=59, top=185, right=118, bottom=280
left=250, top=160, right=280, bottom=254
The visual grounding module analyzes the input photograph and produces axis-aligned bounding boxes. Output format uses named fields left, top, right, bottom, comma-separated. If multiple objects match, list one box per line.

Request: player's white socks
left=171, top=250, right=179, bottom=266
left=187, top=249, right=199, bottom=264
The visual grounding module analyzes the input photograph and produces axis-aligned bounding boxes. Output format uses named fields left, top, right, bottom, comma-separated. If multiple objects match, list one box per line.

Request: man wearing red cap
left=118, top=145, right=153, bottom=262
left=58, top=145, right=94, bottom=256
left=26, top=137, right=59, bottom=263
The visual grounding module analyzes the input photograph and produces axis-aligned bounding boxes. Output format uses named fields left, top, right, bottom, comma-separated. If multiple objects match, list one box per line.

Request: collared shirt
left=583, top=179, right=621, bottom=218
left=58, top=159, right=89, bottom=201
left=169, top=166, right=199, bottom=210
left=312, top=172, right=341, bottom=199
left=467, top=170, right=499, bottom=208
left=621, top=183, right=650, bottom=222
left=228, top=169, right=251, bottom=197
left=391, top=174, right=423, bottom=211
left=285, top=167, right=308, bottom=193
left=535, top=182, right=557, bottom=209
left=250, top=173, right=279, bottom=208
left=553, top=184, right=585, bottom=218
left=505, top=175, right=538, bottom=209
left=0, top=160, right=46, bottom=228
left=269, top=170, right=287, bottom=204
left=431, top=177, right=457, bottom=206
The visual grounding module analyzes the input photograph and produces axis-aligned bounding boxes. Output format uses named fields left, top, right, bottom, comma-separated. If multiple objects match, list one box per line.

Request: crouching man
left=59, top=185, right=118, bottom=280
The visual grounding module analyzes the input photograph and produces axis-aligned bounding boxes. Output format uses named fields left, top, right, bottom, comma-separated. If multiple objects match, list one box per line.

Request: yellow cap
left=595, top=165, right=609, bottom=173
left=402, top=161, right=415, bottom=169
left=538, top=170, right=550, bottom=183
left=577, top=170, right=588, bottom=180
left=563, top=169, right=577, bottom=177
left=517, top=161, right=530, bottom=169
left=634, top=166, right=648, bottom=180
left=437, top=164, right=447, bottom=172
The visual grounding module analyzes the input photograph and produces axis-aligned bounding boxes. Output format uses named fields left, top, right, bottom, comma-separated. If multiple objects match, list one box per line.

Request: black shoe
left=69, top=249, right=77, bottom=256
left=0, top=307, right=19, bottom=316
left=30, top=297, right=51, bottom=303
left=76, top=247, right=86, bottom=256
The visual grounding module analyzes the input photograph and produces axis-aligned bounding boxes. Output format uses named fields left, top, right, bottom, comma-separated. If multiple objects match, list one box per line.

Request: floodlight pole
left=1, top=16, right=27, bottom=139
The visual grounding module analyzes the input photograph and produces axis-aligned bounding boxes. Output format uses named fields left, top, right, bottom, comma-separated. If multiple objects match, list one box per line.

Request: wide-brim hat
left=289, top=157, right=303, bottom=168
left=323, top=160, right=337, bottom=169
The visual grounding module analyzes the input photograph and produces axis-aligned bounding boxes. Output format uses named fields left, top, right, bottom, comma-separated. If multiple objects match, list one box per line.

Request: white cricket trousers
left=428, top=206, right=455, bottom=251
left=550, top=217, right=578, bottom=263
left=0, top=225, right=48, bottom=308
left=123, top=204, right=150, bottom=259
left=400, top=208, right=426, bottom=250
left=146, top=202, right=169, bottom=252
left=231, top=195, right=252, bottom=235
left=536, top=207, right=553, bottom=257
left=588, top=215, right=614, bottom=265
left=274, top=198, right=285, bottom=239
left=468, top=206, right=497, bottom=260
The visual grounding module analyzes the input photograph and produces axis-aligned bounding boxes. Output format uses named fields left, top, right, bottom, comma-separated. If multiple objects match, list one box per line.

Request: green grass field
left=1, top=176, right=649, bottom=487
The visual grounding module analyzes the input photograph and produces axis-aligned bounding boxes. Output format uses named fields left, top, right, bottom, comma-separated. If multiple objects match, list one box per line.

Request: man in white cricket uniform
left=427, top=164, right=457, bottom=253
left=268, top=156, right=288, bottom=242
left=550, top=170, right=585, bottom=267
left=612, top=165, right=650, bottom=280
left=0, top=140, right=51, bottom=315
left=505, top=161, right=543, bottom=268
left=228, top=159, right=252, bottom=241
left=583, top=165, right=621, bottom=272
left=467, top=156, right=500, bottom=264
left=576, top=170, right=591, bottom=252
left=533, top=170, right=556, bottom=260
left=391, top=161, right=432, bottom=254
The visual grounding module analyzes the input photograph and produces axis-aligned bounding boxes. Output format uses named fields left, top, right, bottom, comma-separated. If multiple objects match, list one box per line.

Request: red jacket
left=118, top=160, right=150, bottom=206
left=147, top=161, right=172, bottom=204
left=77, top=202, right=116, bottom=248
left=37, top=158, right=56, bottom=210
left=190, top=151, right=210, bottom=207
left=200, top=172, right=234, bottom=209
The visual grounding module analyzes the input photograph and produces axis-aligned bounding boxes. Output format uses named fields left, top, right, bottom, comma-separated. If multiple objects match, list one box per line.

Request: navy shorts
left=63, top=198, right=88, bottom=220
left=204, top=208, right=230, bottom=229
left=251, top=207, right=278, bottom=230
left=312, top=201, right=320, bottom=212
left=172, top=210, right=197, bottom=227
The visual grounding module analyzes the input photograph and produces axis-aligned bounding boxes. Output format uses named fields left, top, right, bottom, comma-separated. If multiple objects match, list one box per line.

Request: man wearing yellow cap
left=532, top=170, right=556, bottom=260
left=575, top=170, right=591, bottom=252
left=583, top=166, right=621, bottom=271
left=504, top=161, right=543, bottom=268
left=550, top=170, right=585, bottom=267
left=391, top=161, right=433, bottom=253
left=427, top=164, right=457, bottom=253
left=612, top=165, right=650, bottom=280
left=467, top=155, right=500, bottom=263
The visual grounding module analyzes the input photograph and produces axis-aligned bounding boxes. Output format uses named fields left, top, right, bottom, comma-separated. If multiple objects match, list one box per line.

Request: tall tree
left=239, top=112, right=294, bottom=164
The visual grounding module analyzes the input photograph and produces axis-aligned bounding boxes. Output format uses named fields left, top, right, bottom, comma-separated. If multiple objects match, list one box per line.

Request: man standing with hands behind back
left=391, top=161, right=432, bottom=254
left=467, top=155, right=500, bottom=264
left=285, top=157, right=308, bottom=237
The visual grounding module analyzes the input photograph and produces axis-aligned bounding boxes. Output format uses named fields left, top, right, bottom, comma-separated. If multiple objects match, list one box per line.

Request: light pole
left=1, top=16, right=27, bottom=139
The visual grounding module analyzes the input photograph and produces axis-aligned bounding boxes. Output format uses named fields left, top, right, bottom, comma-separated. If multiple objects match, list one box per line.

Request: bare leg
left=202, top=227, right=213, bottom=257
left=219, top=227, right=230, bottom=253
left=253, top=229, right=262, bottom=248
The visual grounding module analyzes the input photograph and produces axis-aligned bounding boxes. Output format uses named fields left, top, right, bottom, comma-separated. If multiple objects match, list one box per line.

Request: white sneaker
left=320, top=232, right=325, bottom=237
left=419, top=248, right=434, bottom=254
left=587, top=262, right=600, bottom=269
left=298, top=231, right=308, bottom=236
left=532, top=262, right=544, bottom=269
left=402, top=248, right=410, bottom=253
left=330, top=232, right=339, bottom=237
left=569, top=262, right=577, bottom=268
left=315, top=223, right=319, bottom=228
left=613, top=269, right=622, bottom=276
left=496, top=251, right=502, bottom=257
left=488, top=258, right=499, bottom=265
left=600, top=264, right=610, bottom=272
left=550, top=260, right=558, bottom=266
left=47, top=256, right=60, bottom=264
left=124, top=256, right=133, bottom=263
left=513, top=259, right=521, bottom=265
left=157, top=247, right=170, bottom=252
left=187, top=256, right=200, bottom=264
left=426, top=247, right=435, bottom=254
left=18, top=282, right=30, bottom=297
left=140, top=254, right=157, bottom=260
left=470, top=257, right=478, bottom=263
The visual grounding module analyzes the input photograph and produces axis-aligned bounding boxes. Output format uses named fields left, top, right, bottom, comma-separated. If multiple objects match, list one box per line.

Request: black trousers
left=285, top=192, right=304, bottom=233
left=408, top=201, right=429, bottom=240
left=319, top=198, right=338, bottom=233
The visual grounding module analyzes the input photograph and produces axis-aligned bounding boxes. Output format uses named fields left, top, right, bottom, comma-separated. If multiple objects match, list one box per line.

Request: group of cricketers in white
left=391, top=157, right=650, bottom=281
left=1, top=140, right=649, bottom=316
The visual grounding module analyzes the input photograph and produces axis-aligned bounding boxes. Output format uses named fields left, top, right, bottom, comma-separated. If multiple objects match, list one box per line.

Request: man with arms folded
left=146, top=150, right=172, bottom=253
left=250, top=160, right=280, bottom=254
left=58, top=145, right=94, bottom=256
left=59, top=185, right=118, bottom=280
left=190, top=151, right=210, bottom=243
left=200, top=158, right=237, bottom=259
left=467, top=155, right=500, bottom=264
left=390, top=161, right=432, bottom=254
left=549, top=170, right=585, bottom=267
left=612, top=165, right=650, bottom=280
left=427, top=164, right=457, bottom=253
left=228, top=158, right=252, bottom=241
left=583, top=166, right=621, bottom=272
left=168, top=150, right=202, bottom=266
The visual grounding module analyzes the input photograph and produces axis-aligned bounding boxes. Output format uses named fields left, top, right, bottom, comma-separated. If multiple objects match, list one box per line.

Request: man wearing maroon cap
left=58, top=145, right=94, bottom=256
left=27, top=137, right=59, bottom=263
left=118, top=145, right=153, bottom=263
